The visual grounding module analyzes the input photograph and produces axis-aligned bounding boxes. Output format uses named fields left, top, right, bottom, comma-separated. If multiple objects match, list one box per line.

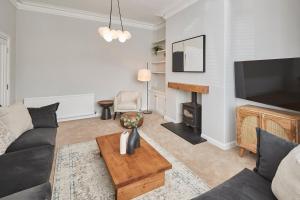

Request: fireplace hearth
left=162, top=82, right=209, bottom=145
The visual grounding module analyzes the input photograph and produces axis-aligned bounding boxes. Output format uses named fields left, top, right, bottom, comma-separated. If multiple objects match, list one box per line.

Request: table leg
left=101, top=106, right=112, bottom=120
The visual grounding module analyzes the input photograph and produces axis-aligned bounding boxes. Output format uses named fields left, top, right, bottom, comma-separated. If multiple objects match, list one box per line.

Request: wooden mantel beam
left=168, top=82, right=209, bottom=94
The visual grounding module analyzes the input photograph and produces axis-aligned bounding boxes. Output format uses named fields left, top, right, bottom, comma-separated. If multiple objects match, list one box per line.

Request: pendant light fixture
left=98, top=0, right=132, bottom=43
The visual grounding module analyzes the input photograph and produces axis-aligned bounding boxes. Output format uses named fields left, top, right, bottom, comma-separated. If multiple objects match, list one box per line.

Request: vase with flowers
left=120, top=112, right=144, bottom=154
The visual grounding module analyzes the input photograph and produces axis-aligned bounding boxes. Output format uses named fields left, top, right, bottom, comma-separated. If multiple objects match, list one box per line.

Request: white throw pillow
left=0, top=121, right=15, bottom=155
left=0, top=103, right=33, bottom=140
left=271, top=145, right=300, bottom=200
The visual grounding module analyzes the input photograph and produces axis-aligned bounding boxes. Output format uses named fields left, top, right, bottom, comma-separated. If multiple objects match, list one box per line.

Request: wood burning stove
left=161, top=82, right=208, bottom=144
left=182, top=92, right=201, bottom=133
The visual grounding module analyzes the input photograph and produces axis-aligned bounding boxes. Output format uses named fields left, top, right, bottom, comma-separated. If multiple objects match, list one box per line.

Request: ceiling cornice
left=9, top=0, right=195, bottom=30
left=162, top=0, right=199, bottom=19
left=9, top=0, right=17, bottom=7
left=13, top=0, right=163, bottom=30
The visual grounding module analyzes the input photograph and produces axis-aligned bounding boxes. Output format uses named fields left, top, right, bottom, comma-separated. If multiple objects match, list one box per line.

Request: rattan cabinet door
left=237, top=109, right=261, bottom=153
left=261, top=114, right=297, bottom=143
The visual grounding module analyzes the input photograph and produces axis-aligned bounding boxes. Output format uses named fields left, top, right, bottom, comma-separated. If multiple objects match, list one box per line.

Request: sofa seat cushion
left=6, top=128, right=57, bottom=153
left=0, top=145, right=54, bottom=198
left=0, top=182, right=51, bottom=200
left=117, top=101, right=137, bottom=110
left=193, top=168, right=276, bottom=200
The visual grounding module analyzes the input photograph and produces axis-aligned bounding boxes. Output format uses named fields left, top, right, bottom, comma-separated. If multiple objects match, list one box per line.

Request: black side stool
left=98, top=100, right=114, bottom=120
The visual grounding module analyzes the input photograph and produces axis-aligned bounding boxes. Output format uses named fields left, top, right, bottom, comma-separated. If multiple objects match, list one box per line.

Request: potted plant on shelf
left=152, top=45, right=164, bottom=55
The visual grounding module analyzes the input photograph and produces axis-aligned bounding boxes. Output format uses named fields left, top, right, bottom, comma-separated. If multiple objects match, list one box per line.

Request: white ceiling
left=21, top=0, right=188, bottom=25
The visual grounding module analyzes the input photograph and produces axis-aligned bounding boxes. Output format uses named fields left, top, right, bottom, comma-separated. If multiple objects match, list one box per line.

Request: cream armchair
left=114, top=91, right=141, bottom=119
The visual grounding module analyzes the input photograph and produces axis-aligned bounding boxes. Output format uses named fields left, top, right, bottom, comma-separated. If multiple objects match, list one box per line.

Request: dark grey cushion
left=0, top=145, right=54, bottom=198
left=0, top=182, right=51, bottom=200
left=255, top=128, right=297, bottom=181
left=28, top=103, right=59, bottom=128
left=193, top=168, right=276, bottom=200
left=6, top=128, right=57, bottom=153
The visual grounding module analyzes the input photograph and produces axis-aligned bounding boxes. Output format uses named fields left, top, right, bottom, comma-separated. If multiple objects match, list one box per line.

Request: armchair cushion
left=120, top=92, right=139, bottom=102
left=117, top=101, right=137, bottom=110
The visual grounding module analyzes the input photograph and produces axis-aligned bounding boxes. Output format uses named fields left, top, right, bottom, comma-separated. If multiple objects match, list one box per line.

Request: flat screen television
left=235, top=57, right=300, bottom=112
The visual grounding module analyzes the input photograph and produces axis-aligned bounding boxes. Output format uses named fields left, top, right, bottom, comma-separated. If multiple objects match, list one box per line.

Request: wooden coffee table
left=96, top=133, right=172, bottom=200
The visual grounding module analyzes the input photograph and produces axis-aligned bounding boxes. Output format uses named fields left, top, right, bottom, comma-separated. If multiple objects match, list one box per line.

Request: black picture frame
left=172, top=35, right=206, bottom=73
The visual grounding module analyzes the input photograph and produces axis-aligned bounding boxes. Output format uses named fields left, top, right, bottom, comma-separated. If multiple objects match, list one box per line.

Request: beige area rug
left=52, top=131, right=210, bottom=200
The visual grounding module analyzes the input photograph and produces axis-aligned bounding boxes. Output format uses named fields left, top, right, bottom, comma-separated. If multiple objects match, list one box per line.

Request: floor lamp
left=138, top=66, right=152, bottom=114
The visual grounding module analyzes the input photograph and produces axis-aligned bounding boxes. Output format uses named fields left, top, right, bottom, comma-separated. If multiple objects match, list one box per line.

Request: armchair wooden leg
left=114, top=112, right=117, bottom=120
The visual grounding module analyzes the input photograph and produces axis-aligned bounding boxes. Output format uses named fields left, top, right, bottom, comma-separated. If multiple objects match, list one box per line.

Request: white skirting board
left=24, top=93, right=96, bottom=121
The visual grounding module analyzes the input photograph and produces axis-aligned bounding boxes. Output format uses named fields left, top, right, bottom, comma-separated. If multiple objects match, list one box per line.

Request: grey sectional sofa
left=0, top=127, right=56, bottom=200
left=194, top=129, right=297, bottom=200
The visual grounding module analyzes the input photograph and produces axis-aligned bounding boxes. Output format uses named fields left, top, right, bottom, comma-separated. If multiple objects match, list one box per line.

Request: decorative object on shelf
left=98, top=0, right=131, bottom=43
left=119, top=131, right=129, bottom=155
left=152, top=45, right=164, bottom=55
left=138, top=63, right=152, bottom=114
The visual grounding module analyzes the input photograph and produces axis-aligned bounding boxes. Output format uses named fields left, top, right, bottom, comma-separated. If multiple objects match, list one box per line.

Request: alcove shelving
left=149, top=38, right=166, bottom=115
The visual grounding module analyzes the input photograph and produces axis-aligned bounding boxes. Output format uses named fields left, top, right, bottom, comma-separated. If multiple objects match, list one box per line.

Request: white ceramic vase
left=120, top=131, right=129, bottom=155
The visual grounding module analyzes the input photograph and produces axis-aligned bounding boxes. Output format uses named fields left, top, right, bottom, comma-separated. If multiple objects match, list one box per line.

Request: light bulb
left=111, top=30, right=119, bottom=40
left=118, top=32, right=127, bottom=43
left=98, top=26, right=109, bottom=36
left=123, top=31, right=132, bottom=40
left=116, top=30, right=123, bottom=37
left=103, top=30, right=113, bottom=42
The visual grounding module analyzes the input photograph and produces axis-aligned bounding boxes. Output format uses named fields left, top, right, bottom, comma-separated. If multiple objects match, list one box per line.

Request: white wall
left=16, top=10, right=153, bottom=112
left=224, top=0, right=300, bottom=143
left=165, top=0, right=300, bottom=149
left=165, top=0, right=228, bottom=147
left=0, top=0, right=16, bottom=104
left=153, top=26, right=166, bottom=43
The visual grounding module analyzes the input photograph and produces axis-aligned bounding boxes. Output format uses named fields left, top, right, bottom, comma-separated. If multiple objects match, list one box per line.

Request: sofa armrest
left=0, top=145, right=54, bottom=198
left=114, top=95, right=119, bottom=112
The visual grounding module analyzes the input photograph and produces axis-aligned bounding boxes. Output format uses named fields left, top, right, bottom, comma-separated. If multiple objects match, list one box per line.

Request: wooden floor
left=55, top=113, right=256, bottom=187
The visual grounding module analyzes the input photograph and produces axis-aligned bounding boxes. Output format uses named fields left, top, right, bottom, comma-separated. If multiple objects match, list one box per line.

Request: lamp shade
left=138, top=69, right=151, bottom=82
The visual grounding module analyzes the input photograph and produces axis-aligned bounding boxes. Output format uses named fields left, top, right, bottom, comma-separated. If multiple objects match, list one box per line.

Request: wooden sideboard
left=236, top=105, right=300, bottom=156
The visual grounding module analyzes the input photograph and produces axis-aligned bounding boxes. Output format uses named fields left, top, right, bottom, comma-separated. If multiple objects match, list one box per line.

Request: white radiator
left=24, top=93, right=96, bottom=121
